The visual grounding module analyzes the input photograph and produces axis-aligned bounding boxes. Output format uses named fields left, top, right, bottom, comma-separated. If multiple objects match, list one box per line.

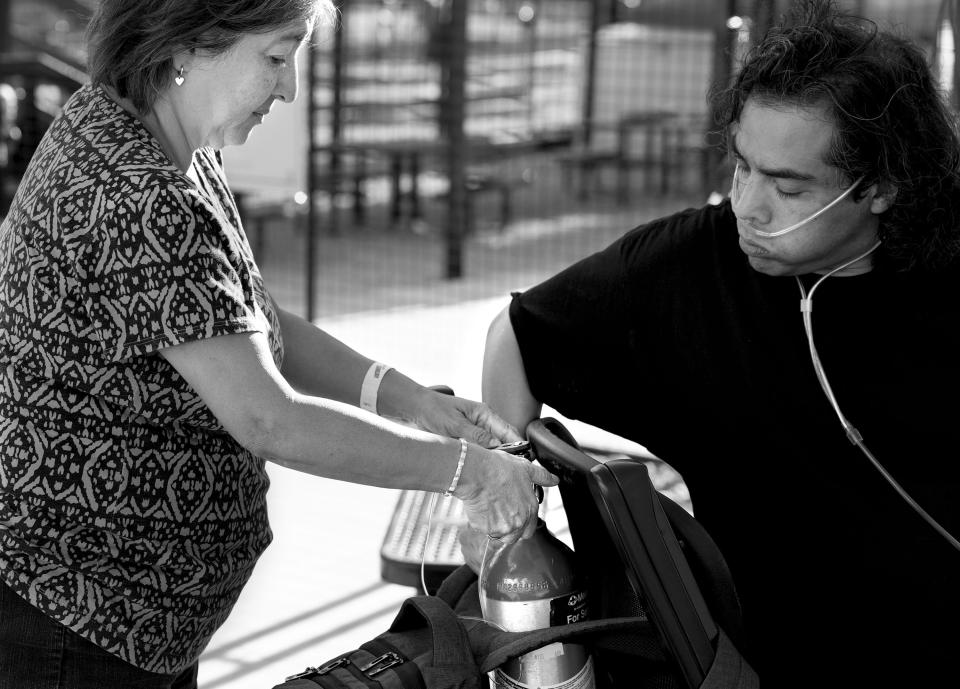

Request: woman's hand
left=458, top=525, right=487, bottom=574
left=453, top=444, right=558, bottom=545
left=409, top=388, right=524, bottom=449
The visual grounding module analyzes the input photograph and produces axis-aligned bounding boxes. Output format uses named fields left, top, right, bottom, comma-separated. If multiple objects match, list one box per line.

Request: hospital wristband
left=443, top=438, right=468, bottom=497
left=360, top=362, right=393, bottom=414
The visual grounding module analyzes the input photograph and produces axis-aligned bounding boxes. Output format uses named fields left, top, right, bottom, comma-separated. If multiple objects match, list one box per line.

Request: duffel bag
left=274, top=594, right=480, bottom=689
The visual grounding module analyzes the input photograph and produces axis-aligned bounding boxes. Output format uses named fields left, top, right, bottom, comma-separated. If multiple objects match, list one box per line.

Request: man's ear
left=869, top=182, right=897, bottom=214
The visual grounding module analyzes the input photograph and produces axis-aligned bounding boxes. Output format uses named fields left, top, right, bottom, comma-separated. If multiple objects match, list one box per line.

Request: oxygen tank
left=480, top=518, right=596, bottom=689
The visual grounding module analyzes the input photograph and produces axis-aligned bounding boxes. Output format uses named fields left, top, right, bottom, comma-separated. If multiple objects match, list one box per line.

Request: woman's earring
left=174, top=66, right=185, bottom=86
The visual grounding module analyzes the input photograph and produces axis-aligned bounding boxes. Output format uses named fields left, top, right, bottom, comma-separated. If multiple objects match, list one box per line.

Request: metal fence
left=1, top=0, right=956, bottom=321
left=249, top=0, right=738, bottom=319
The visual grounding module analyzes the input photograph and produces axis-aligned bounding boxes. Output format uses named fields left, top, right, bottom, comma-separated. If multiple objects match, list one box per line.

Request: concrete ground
left=196, top=192, right=702, bottom=689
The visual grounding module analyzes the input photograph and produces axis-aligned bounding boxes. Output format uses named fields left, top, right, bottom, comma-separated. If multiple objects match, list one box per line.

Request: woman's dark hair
left=712, top=0, right=960, bottom=272
left=86, top=0, right=337, bottom=115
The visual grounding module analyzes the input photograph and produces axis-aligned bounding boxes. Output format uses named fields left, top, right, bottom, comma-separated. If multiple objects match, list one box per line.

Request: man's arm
left=482, top=305, right=542, bottom=434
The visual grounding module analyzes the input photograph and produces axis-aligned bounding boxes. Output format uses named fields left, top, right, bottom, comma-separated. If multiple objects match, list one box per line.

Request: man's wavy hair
left=712, top=0, right=960, bottom=272
left=86, top=0, right=337, bottom=116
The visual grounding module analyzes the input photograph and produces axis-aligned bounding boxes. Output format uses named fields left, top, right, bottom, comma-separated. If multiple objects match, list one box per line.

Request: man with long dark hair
left=479, top=0, right=960, bottom=684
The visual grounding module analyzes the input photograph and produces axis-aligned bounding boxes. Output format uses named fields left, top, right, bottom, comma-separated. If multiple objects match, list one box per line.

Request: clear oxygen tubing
left=418, top=485, right=549, bottom=632
left=798, top=241, right=960, bottom=553
left=418, top=490, right=507, bottom=629
left=419, top=490, right=500, bottom=598
left=420, top=492, right=439, bottom=595
left=420, top=440, right=542, bottom=629
left=731, top=162, right=865, bottom=238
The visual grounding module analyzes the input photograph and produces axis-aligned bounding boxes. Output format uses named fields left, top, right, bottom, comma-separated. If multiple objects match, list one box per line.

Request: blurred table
left=615, top=110, right=688, bottom=201
left=557, top=110, right=707, bottom=202
left=313, top=130, right=568, bottom=228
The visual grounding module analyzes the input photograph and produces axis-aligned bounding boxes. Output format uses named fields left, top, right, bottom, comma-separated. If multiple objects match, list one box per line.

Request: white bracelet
left=443, top=438, right=468, bottom=497
left=359, top=362, right=393, bottom=414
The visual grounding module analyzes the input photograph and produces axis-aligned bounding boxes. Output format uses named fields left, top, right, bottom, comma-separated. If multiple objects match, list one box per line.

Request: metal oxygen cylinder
left=480, top=442, right=595, bottom=689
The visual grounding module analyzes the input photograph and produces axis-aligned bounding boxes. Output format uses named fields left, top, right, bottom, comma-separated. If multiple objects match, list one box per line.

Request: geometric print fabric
left=0, top=83, right=283, bottom=673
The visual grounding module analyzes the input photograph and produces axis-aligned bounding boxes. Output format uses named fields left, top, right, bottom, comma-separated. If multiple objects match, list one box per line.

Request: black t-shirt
left=510, top=200, right=960, bottom=684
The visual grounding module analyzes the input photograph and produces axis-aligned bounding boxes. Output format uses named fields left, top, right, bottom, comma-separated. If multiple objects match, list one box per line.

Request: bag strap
left=389, top=595, right=476, bottom=669
left=434, top=564, right=477, bottom=606
left=700, top=629, right=759, bottom=689
left=362, top=637, right=425, bottom=689
left=467, top=616, right=656, bottom=673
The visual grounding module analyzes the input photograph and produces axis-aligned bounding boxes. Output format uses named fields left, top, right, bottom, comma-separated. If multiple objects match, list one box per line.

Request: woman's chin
left=221, top=123, right=259, bottom=148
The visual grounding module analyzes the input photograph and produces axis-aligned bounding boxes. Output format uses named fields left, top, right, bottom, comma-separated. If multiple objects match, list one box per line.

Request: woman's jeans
left=0, top=580, right=198, bottom=689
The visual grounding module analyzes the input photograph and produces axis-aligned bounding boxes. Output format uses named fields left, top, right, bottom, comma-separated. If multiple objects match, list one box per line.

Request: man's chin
left=746, top=254, right=794, bottom=277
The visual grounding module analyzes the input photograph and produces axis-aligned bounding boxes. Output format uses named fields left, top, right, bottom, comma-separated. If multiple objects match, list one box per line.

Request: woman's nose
left=276, top=61, right=299, bottom=104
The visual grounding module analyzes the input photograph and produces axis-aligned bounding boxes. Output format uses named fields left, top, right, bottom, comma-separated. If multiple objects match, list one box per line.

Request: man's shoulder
left=611, top=200, right=737, bottom=270
left=617, top=200, right=733, bottom=247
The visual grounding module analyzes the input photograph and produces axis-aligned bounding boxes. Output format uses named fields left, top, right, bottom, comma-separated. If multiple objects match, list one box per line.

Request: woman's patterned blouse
left=0, top=83, right=283, bottom=673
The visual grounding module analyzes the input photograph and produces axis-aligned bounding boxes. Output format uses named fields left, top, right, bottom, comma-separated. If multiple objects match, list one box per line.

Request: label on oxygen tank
left=482, top=591, right=590, bottom=630
left=554, top=590, right=590, bottom=625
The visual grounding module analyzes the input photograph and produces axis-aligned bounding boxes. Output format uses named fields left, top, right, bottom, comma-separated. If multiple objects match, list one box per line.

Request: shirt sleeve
left=508, top=206, right=713, bottom=444
left=79, top=184, right=262, bottom=362
left=509, top=230, right=645, bottom=432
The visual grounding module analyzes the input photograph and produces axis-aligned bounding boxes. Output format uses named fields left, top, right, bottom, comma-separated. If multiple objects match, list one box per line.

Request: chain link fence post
left=441, top=0, right=468, bottom=279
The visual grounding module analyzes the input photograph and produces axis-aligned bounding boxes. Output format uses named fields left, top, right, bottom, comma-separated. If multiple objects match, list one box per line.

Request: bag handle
left=389, top=595, right=476, bottom=668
